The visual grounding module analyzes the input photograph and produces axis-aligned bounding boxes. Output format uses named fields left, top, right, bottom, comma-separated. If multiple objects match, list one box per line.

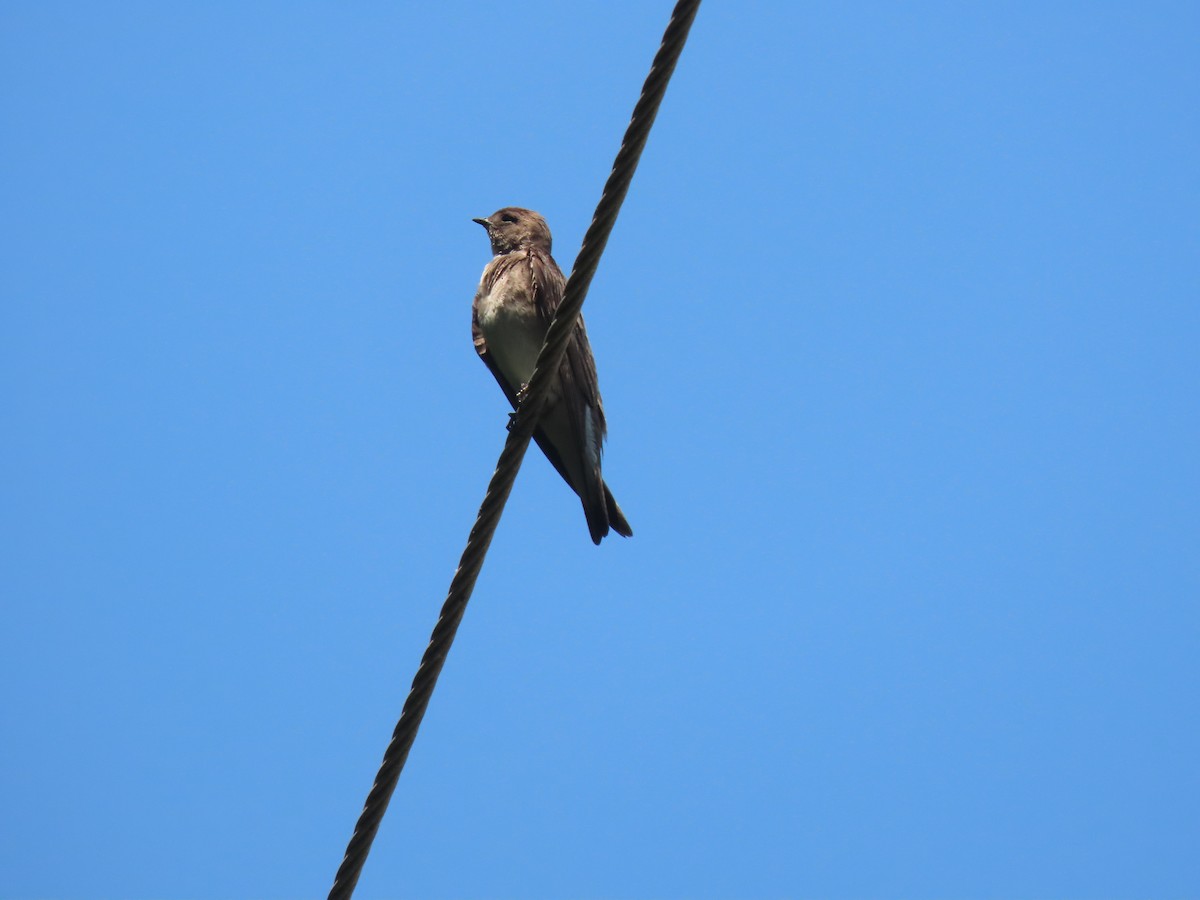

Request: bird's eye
left=501, top=213, right=517, bottom=223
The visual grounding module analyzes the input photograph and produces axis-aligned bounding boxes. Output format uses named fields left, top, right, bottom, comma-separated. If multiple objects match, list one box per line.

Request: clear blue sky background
left=2, top=3, right=1197, bottom=898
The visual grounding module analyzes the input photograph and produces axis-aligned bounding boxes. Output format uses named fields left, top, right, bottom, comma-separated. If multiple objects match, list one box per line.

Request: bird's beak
left=472, top=217, right=490, bottom=229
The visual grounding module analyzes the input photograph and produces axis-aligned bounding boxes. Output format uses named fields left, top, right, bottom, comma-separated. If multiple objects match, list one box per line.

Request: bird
left=471, top=206, right=632, bottom=544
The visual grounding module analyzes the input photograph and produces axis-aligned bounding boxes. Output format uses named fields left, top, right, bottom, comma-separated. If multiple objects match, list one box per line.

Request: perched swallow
left=471, top=207, right=632, bottom=544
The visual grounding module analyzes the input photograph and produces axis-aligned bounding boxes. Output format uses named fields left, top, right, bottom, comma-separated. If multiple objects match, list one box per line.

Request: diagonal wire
left=327, top=2, right=701, bottom=896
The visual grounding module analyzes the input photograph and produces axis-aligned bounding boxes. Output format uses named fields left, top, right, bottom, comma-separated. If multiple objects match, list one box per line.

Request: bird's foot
left=506, top=383, right=532, bottom=431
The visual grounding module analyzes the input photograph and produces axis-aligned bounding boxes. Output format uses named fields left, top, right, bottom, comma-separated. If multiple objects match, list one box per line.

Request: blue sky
left=2, top=2, right=1198, bottom=898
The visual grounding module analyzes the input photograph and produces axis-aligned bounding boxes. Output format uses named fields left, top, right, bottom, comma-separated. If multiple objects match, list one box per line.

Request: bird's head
left=473, top=207, right=553, bottom=255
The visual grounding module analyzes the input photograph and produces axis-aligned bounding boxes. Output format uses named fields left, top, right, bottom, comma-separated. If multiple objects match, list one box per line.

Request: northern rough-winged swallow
left=472, top=207, right=632, bottom=544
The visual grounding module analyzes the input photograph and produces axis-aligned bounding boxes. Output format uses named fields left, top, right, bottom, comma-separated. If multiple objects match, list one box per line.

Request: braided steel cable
left=327, top=2, right=700, bottom=896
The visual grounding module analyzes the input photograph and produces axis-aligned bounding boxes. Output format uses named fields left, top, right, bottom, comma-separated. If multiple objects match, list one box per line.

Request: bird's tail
left=583, top=480, right=633, bottom=545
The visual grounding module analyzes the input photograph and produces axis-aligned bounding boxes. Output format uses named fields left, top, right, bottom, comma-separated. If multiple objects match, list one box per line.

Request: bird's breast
left=476, top=261, right=547, bottom=388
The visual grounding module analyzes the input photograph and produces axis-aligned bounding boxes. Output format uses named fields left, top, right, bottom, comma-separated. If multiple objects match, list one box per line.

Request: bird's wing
left=527, top=249, right=608, bottom=443
left=529, top=248, right=609, bottom=536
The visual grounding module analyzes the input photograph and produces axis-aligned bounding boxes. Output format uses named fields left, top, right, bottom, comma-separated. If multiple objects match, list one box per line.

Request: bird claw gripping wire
left=507, top=384, right=532, bottom=432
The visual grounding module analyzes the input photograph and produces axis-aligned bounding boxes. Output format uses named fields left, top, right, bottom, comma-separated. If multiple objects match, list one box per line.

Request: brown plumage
left=471, top=207, right=632, bottom=544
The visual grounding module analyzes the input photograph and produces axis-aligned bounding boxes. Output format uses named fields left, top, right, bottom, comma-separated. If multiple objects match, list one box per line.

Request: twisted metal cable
left=328, top=2, right=701, bottom=896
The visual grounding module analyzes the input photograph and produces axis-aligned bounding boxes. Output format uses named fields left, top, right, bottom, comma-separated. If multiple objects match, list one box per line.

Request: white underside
left=476, top=265, right=559, bottom=401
